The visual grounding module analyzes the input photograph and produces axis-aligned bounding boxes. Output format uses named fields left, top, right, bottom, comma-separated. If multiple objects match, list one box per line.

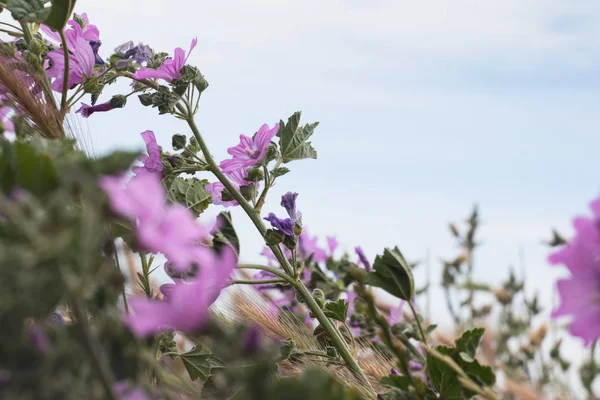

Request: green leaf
left=180, top=345, right=212, bottom=382
left=461, top=359, right=495, bottom=386
left=212, top=211, right=240, bottom=255
left=90, top=151, right=140, bottom=175
left=323, top=299, right=349, bottom=322
left=365, top=247, right=415, bottom=301
left=44, top=0, right=76, bottom=30
left=6, top=0, right=50, bottom=22
left=0, top=139, right=59, bottom=196
left=277, top=111, right=318, bottom=163
left=455, top=328, right=484, bottom=359
left=272, top=167, right=290, bottom=177
left=426, top=346, right=464, bottom=400
left=166, top=177, right=210, bottom=217
left=379, top=375, right=412, bottom=390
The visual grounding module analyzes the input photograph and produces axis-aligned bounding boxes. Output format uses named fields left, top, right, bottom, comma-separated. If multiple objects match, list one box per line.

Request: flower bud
left=493, top=288, right=512, bottom=305
left=171, top=134, right=186, bottom=150
left=312, top=289, right=325, bottom=309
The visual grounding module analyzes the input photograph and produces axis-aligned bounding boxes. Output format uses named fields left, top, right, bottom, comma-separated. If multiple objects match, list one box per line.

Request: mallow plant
left=0, top=1, right=596, bottom=399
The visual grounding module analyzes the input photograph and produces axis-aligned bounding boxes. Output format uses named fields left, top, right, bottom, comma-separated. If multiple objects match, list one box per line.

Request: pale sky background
left=60, top=0, right=600, bottom=394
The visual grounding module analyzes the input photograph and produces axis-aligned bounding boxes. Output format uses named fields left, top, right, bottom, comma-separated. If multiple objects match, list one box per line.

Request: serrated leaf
left=461, top=358, right=495, bottom=386
left=212, top=211, right=240, bottom=255
left=44, top=0, right=76, bottom=30
left=272, top=167, right=290, bottom=177
left=323, top=299, right=348, bottom=322
left=426, top=346, right=464, bottom=400
left=277, top=111, right=318, bottom=163
left=455, top=328, right=484, bottom=359
left=6, top=0, right=50, bottom=22
left=180, top=345, right=212, bottom=382
left=365, top=247, right=415, bottom=301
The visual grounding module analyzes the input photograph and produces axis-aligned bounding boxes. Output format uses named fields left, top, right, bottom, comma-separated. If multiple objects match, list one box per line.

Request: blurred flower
left=99, top=172, right=211, bottom=272
left=549, top=195, right=600, bottom=345
left=355, top=246, right=371, bottom=272
left=114, top=41, right=152, bottom=69
left=125, top=247, right=236, bottom=337
left=132, top=38, right=197, bottom=82
left=298, top=229, right=327, bottom=262
left=326, top=236, right=338, bottom=255
left=219, top=123, right=279, bottom=173
left=132, top=130, right=163, bottom=177
left=27, top=323, right=50, bottom=353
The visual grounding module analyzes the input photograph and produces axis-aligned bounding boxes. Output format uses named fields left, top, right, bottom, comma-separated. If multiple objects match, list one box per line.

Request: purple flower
left=260, top=246, right=278, bottom=266
left=281, top=192, right=300, bottom=220
left=28, top=323, right=50, bottom=353
left=264, top=213, right=295, bottom=238
left=388, top=302, right=405, bottom=325
left=355, top=246, right=371, bottom=272
left=326, top=236, right=338, bottom=255
left=132, top=38, right=197, bottom=82
left=298, top=229, right=327, bottom=262
left=549, top=196, right=600, bottom=345
left=125, top=247, right=236, bottom=337
left=114, top=41, right=152, bottom=69
left=76, top=95, right=126, bottom=118
left=243, top=327, right=262, bottom=355
left=132, top=131, right=163, bottom=177
left=391, top=368, right=400, bottom=376
left=219, top=123, right=279, bottom=173
left=99, top=173, right=211, bottom=272
left=88, top=40, right=105, bottom=65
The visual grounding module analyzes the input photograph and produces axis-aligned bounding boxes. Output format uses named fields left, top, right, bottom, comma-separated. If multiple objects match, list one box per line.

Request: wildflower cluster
left=0, top=2, right=596, bottom=400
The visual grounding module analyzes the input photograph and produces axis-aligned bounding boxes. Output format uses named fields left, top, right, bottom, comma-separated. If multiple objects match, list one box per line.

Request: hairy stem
left=407, top=300, right=427, bottom=345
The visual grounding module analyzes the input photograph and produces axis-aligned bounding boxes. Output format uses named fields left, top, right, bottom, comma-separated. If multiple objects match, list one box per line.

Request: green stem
left=407, top=300, right=427, bottom=345
left=182, top=111, right=371, bottom=388
left=230, top=278, right=288, bottom=286
left=59, top=30, right=70, bottom=113
left=110, top=235, right=128, bottom=313
left=237, top=265, right=297, bottom=286
left=343, top=322, right=357, bottom=351
left=71, top=298, right=118, bottom=400
left=18, top=21, right=32, bottom=43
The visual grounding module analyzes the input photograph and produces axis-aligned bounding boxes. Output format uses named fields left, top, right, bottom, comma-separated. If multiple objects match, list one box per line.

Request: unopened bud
left=529, top=323, right=547, bottom=347
left=493, top=288, right=512, bottom=305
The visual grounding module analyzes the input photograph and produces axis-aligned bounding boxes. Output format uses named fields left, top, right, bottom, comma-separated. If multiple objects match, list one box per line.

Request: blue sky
left=70, top=0, right=599, bottom=391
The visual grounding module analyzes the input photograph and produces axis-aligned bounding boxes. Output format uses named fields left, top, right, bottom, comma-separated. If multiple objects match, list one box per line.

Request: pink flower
left=132, top=38, right=197, bottom=82
left=132, top=131, right=163, bottom=177
left=549, top=196, right=600, bottom=345
left=298, top=229, right=327, bottom=263
left=125, top=247, right=236, bottom=337
left=41, top=13, right=100, bottom=43
left=326, top=236, right=339, bottom=256
left=219, top=123, right=279, bottom=173
left=46, top=34, right=95, bottom=92
left=42, top=13, right=101, bottom=92
left=0, top=105, right=13, bottom=132
left=99, top=173, right=211, bottom=272
left=387, top=302, right=405, bottom=325
left=206, top=167, right=258, bottom=207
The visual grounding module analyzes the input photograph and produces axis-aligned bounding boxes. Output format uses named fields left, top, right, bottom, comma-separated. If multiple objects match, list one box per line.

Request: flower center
left=244, top=146, right=259, bottom=158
